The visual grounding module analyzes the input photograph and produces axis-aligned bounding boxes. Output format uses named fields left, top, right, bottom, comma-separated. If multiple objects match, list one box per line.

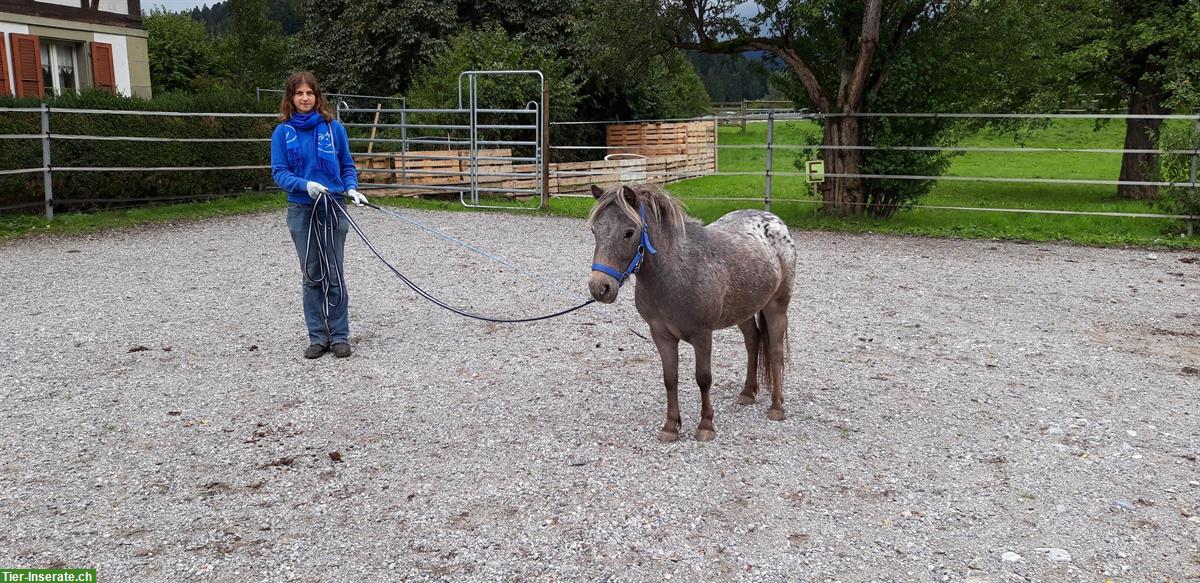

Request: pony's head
left=585, top=183, right=687, bottom=303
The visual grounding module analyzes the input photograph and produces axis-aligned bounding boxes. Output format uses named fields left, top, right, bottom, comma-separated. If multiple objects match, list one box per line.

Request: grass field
left=668, top=119, right=1198, bottom=247
left=0, top=194, right=286, bottom=239
left=2, top=119, right=1197, bottom=247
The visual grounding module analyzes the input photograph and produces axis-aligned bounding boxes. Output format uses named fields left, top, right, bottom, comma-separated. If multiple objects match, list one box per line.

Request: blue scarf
left=285, top=112, right=338, bottom=177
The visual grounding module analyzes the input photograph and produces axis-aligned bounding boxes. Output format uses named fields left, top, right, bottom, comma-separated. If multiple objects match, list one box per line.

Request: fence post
left=468, top=73, right=478, bottom=206
left=740, top=100, right=747, bottom=131
left=41, top=104, right=53, bottom=221
left=1190, top=115, right=1199, bottom=237
left=541, top=82, right=550, bottom=209
left=400, top=108, right=408, bottom=185
left=764, top=110, right=774, bottom=212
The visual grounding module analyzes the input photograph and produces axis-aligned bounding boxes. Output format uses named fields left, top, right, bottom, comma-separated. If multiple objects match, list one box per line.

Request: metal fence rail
left=547, top=110, right=1200, bottom=230
left=49, top=108, right=273, bottom=117
left=0, top=105, right=275, bottom=220
left=50, top=135, right=270, bottom=143
left=553, top=142, right=1200, bottom=155
left=3, top=101, right=1199, bottom=234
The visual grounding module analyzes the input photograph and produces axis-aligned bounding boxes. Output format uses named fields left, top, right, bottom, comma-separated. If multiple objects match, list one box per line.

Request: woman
left=270, top=71, right=368, bottom=359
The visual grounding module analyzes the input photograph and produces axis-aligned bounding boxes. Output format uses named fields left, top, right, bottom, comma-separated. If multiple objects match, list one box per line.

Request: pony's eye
left=623, top=230, right=635, bottom=239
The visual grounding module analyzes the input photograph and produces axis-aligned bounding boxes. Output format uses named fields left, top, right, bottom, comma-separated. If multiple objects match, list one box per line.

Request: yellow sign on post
left=805, top=160, right=825, bottom=183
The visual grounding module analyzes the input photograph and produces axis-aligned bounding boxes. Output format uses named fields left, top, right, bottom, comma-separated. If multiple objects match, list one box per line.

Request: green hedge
left=1161, top=122, right=1200, bottom=219
left=0, top=90, right=280, bottom=213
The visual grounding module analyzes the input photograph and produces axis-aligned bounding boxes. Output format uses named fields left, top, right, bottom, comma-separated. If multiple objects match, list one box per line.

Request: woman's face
left=292, top=83, right=316, bottom=114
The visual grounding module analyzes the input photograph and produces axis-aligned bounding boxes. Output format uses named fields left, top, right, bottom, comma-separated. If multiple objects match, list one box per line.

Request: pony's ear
left=590, top=185, right=605, bottom=199
left=620, top=185, right=638, bottom=205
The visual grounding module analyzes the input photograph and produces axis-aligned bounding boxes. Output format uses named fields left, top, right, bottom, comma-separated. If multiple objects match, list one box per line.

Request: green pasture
left=667, top=119, right=1198, bottom=247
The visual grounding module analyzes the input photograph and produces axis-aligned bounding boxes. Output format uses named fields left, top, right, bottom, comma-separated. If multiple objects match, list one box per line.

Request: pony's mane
left=585, top=183, right=693, bottom=236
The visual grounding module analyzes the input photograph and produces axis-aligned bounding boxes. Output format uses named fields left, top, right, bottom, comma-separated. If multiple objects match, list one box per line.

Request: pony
left=587, top=184, right=798, bottom=442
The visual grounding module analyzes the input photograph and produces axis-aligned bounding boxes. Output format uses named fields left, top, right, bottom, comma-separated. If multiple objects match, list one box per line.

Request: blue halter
left=591, top=202, right=657, bottom=286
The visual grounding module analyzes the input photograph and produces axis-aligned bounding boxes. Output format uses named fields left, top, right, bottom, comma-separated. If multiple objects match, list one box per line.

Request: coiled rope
left=312, top=195, right=595, bottom=323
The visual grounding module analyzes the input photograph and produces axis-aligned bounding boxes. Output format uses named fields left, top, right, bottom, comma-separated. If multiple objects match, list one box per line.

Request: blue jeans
left=287, top=201, right=351, bottom=345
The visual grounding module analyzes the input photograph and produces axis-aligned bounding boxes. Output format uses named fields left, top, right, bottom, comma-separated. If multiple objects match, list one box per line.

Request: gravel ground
left=1, top=206, right=1198, bottom=582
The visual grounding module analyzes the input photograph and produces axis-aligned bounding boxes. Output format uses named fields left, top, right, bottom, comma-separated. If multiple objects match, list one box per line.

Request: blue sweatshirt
left=271, top=119, right=359, bottom=205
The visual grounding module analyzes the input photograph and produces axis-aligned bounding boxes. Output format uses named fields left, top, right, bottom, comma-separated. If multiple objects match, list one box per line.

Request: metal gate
left=338, top=70, right=547, bottom=210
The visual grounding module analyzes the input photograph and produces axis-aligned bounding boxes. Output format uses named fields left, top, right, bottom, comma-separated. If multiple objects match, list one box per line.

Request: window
left=9, top=34, right=114, bottom=98
left=38, top=40, right=79, bottom=95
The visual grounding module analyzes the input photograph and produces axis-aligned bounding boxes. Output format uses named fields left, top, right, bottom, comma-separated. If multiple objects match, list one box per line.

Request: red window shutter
left=90, top=42, right=116, bottom=94
left=0, top=38, right=10, bottom=96
left=10, top=33, right=44, bottom=98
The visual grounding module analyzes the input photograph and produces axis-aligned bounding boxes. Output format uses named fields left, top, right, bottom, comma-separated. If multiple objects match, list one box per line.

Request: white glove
left=347, top=189, right=368, bottom=206
left=306, top=181, right=329, bottom=199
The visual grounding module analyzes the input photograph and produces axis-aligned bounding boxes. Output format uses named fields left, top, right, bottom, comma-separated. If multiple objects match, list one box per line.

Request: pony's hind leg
left=736, top=318, right=760, bottom=405
left=691, top=331, right=716, bottom=441
left=762, top=299, right=790, bottom=421
left=650, top=327, right=682, bottom=442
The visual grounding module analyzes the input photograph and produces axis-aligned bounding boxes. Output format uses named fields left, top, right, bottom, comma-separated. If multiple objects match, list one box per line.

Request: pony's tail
left=755, top=311, right=789, bottom=397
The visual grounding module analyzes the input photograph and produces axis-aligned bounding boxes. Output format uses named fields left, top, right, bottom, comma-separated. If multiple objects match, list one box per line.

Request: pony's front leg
left=692, top=331, right=716, bottom=441
left=650, top=327, right=681, bottom=442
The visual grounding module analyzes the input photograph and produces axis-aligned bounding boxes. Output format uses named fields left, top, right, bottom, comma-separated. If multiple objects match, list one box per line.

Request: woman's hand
left=347, top=189, right=368, bottom=206
left=306, top=181, right=329, bottom=199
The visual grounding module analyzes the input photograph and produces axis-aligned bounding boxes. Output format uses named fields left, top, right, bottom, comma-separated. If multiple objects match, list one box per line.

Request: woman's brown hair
left=278, top=71, right=334, bottom=122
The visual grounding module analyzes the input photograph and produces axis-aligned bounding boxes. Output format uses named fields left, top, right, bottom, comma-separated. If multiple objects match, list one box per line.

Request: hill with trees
left=684, top=51, right=769, bottom=102
left=188, top=0, right=302, bottom=36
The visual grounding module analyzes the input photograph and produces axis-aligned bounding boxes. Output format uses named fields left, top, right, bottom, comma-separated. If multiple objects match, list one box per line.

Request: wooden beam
left=366, top=103, right=382, bottom=154
left=0, top=0, right=144, bottom=28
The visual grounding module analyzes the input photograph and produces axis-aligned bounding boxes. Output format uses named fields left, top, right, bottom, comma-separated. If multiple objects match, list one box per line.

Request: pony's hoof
left=767, top=409, right=785, bottom=421
left=694, top=428, right=716, bottom=442
left=658, top=430, right=680, bottom=443
left=737, top=393, right=756, bottom=405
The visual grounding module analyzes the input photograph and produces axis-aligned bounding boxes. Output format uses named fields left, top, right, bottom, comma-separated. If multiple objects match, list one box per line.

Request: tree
left=624, top=51, right=711, bottom=119
left=145, top=9, right=218, bottom=93
left=293, top=0, right=583, bottom=96
left=190, top=1, right=303, bottom=35
left=216, top=0, right=293, bottom=93
left=266, top=0, right=304, bottom=35
left=294, top=0, right=709, bottom=155
left=1066, top=0, right=1200, bottom=200
left=294, top=0, right=458, bottom=94
left=590, top=0, right=1070, bottom=216
left=671, top=0, right=899, bottom=215
left=405, top=24, right=580, bottom=118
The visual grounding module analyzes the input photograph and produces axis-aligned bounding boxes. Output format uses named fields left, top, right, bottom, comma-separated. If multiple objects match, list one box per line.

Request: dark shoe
left=304, top=343, right=328, bottom=359
left=331, top=342, right=352, bottom=358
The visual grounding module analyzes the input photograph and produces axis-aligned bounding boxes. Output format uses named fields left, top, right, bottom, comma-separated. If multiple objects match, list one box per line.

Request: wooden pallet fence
left=686, top=121, right=718, bottom=173
left=606, top=123, right=687, bottom=157
left=547, top=154, right=707, bottom=195
left=351, top=155, right=393, bottom=184
left=354, top=120, right=717, bottom=198
left=605, top=120, right=718, bottom=173
left=550, top=157, right=647, bottom=194
left=353, top=149, right=534, bottom=196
